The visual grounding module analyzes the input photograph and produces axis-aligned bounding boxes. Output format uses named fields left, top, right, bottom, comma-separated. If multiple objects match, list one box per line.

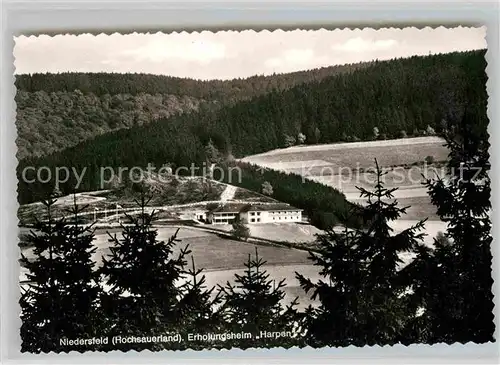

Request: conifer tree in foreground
left=99, top=193, right=190, bottom=351
left=218, top=248, right=303, bottom=349
left=296, top=225, right=367, bottom=348
left=297, top=160, right=427, bottom=347
left=20, top=195, right=101, bottom=353
left=176, top=257, right=224, bottom=349
left=354, top=160, right=427, bottom=346
left=407, top=107, right=494, bottom=343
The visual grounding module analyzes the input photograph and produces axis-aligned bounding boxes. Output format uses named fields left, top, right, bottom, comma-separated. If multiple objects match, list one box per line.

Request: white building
left=179, top=209, right=207, bottom=222
left=244, top=207, right=302, bottom=224
left=207, top=203, right=302, bottom=225
left=210, top=211, right=240, bottom=224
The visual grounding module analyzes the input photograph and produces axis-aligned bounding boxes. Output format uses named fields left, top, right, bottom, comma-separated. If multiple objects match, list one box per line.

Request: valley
left=19, top=136, right=450, bottom=310
left=14, top=27, right=493, bottom=351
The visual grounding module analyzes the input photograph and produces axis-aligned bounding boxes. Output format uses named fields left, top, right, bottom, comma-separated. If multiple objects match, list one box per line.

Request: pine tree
left=296, top=225, right=367, bottom=347
left=176, top=257, right=224, bottom=349
left=20, top=195, right=101, bottom=353
left=218, top=249, right=303, bottom=349
left=205, top=138, right=221, bottom=165
left=283, top=134, right=296, bottom=147
left=354, top=159, right=427, bottom=344
left=261, top=181, right=273, bottom=196
left=61, top=195, right=103, bottom=345
left=204, top=138, right=220, bottom=194
left=314, top=127, right=321, bottom=143
left=410, top=107, right=494, bottom=343
left=99, top=193, right=190, bottom=351
left=297, top=132, right=306, bottom=144
left=230, top=215, right=250, bottom=241
left=397, top=233, right=450, bottom=344
left=297, top=160, right=427, bottom=347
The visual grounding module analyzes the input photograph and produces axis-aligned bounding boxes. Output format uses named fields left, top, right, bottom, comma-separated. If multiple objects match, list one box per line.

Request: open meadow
left=243, top=136, right=448, bottom=169
left=19, top=225, right=318, bottom=309
left=242, top=136, right=449, bottom=223
left=19, top=220, right=442, bottom=310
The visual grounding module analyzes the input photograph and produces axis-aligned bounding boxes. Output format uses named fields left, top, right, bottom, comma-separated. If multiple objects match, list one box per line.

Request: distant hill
left=15, top=64, right=372, bottom=99
left=18, top=50, right=488, bottom=208
left=15, top=62, right=370, bottom=159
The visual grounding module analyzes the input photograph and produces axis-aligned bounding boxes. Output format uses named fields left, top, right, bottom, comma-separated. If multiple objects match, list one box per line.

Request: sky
left=14, top=26, right=487, bottom=80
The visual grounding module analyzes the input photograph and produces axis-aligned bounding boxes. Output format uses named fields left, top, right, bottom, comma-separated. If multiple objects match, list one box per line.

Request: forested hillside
left=15, top=62, right=369, bottom=158
left=18, top=50, right=488, bottom=207
left=15, top=63, right=370, bottom=98
left=16, top=91, right=210, bottom=158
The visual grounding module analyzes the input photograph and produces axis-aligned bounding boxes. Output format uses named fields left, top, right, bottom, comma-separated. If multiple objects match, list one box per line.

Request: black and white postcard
left=13, top=26, right=495, bottom=353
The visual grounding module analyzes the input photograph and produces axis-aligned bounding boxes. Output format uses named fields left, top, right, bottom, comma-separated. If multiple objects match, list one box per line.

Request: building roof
left=209, top=202, right=301, bottom=214
left=248, top=203, right=302, bottom=212
left=210, top=203, right=248, bottom=214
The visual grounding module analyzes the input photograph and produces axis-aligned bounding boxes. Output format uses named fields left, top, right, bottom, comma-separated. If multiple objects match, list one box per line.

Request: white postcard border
left=1, top=1, right=499, bottom=363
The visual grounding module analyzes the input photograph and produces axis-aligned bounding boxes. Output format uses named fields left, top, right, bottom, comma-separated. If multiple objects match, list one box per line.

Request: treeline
left=202, top=49, right=487, bottom=155
left=20, top=125, right=494, bottom=352
left=15, top=62, right=370, bottom=99
left=16, top=61, right=368, bottom=159
left=17, top=50, right=487, bottom=208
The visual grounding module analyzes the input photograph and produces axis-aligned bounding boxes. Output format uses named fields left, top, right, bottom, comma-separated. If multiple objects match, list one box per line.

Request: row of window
left=273, top=216, right=300, bottom=221
left=248, top=216, right=301, bottom=223
left=213, top=219, right=235, bottom=224
left=270, top=211, right=300, bottom=215
left=213, top=212, right=238, bottom=217
left=249, top=210, right=300, bottom=216
left=212, top=211, right=301, bottom=220
left=214, top=211, right=300, bottom=216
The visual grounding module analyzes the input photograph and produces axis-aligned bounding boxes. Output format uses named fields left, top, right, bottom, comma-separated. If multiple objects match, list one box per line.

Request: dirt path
left=220, top=184, right=237, bottom=201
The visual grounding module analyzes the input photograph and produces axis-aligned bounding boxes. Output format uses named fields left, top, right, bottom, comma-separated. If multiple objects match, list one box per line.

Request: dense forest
left=16, top=90, right=212, bottom=158
left=17, top=50, right=488, bottom=210
left=15, top=62, right=371, bottom=99
left=15, top=62, right=370, bottom=158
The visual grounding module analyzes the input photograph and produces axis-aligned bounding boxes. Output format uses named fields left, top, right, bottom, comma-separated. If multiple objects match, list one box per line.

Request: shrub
left=425, top=155, right=435, bottom=164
